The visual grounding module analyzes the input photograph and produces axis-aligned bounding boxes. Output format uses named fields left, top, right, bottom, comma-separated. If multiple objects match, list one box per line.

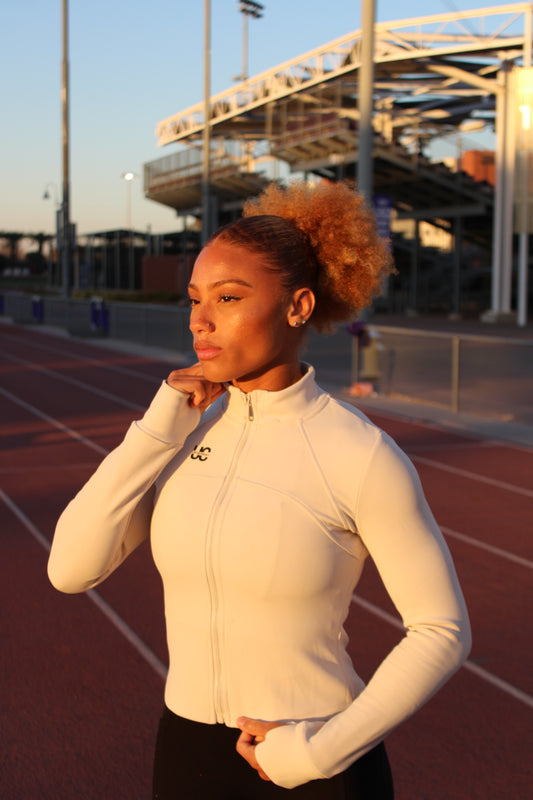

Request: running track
left=1, top=324, right=531, bottom=799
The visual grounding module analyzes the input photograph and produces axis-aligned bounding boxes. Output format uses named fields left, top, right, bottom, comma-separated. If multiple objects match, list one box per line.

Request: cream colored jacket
left=48, top=367, right=471, bottom=789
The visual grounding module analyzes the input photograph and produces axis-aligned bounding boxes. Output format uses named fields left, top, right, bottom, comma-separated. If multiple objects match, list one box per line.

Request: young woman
left=48, top=181, right=471, bottom=799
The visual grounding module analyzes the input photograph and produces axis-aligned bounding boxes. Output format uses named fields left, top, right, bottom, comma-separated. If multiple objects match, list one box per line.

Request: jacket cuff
left=136, top=380, right=201, bottom=444
left=255, top=721, right=326, bottom=790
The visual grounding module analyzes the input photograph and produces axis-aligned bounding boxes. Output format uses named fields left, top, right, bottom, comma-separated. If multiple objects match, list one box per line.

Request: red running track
left=1, top=324, right=531, bottom=799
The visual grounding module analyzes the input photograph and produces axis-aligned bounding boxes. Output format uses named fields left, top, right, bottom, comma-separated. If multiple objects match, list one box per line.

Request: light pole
left=43, top=183, right=61, bottom=286
left=517, top=72, right=532, bottom=327
left=202, top=0, right=212, bottom=246
left=121, top=171, right=138, bottom=290
left=357, top=0, right=376, bottom=205
left=234, top=1, right=264, bottom=82
left=61, top=0, right=72, bottom=297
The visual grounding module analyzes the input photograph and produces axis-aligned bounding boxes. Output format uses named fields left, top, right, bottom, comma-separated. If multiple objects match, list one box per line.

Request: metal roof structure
left=155, top=2, right=531, bottom=149
left=144, top=3, right=533, bottom=318
left=146, top=4, right=531, bottom=220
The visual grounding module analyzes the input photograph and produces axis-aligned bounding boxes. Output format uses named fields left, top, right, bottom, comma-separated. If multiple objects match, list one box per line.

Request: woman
left=48, top=181, right=471, bottom=798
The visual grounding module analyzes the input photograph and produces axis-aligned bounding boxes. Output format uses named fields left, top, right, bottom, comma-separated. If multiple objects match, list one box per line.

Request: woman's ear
left=287, top=288, right=316, bottom=328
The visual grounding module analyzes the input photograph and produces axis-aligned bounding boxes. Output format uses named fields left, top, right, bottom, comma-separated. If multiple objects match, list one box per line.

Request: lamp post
left=234, top=1, right=264, bottom=82
left=43, top=183, right=61, bottom=286
left=121, top=171, right=138, bottom=289
left=357, top=0, right=376, bottom=205
left=61, top=0, right=72, bottom=297
left=517, top=73, right=532, bottom=327
left=202, top=0, right=212, bottom=246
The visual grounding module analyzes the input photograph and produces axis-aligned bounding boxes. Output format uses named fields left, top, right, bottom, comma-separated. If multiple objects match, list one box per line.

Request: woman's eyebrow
left=188, top=278, right=254, bottom=291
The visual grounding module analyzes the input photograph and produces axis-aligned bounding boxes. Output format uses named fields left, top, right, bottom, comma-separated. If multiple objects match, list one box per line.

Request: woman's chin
left=199, top=361, right=233, bottom=385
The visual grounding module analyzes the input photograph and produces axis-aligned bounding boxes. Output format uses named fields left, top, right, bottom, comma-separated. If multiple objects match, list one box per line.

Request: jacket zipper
left=247, top=393, right=254, bottom=421
left=206, top=393, right=254, bottom=721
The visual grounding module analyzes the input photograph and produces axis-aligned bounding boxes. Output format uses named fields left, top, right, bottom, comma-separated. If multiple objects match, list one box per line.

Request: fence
left=2, top=292, right=532, bottom=425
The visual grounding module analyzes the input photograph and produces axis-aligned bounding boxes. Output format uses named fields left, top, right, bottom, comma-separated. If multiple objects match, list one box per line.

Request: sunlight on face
left=188, top=242, right=302, bottom=392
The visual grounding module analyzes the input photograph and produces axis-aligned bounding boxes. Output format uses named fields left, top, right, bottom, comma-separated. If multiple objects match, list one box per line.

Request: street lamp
left=120, top=171, right=138, bottom=290
left=61, top=0, right=72, bottom=298
left=43, top=183, right=59, bottom=205
left=43, top=183, right=61, bottom=287
left=234, top=1, right=264, bottom=82
left=121, top=171, right=138, bottom=229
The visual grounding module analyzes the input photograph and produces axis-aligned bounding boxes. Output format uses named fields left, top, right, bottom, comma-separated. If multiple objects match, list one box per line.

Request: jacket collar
left=223, top=364, right=325, bottom=422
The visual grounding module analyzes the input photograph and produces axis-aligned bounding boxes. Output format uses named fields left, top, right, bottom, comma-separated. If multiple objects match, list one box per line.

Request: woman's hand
left=235, top=716, right=286, bottom=781
left=167, top=362, right=226, bottom=414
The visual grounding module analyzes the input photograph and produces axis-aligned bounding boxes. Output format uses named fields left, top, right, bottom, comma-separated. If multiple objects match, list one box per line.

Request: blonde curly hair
left=210, top=180, right=395, bottom=331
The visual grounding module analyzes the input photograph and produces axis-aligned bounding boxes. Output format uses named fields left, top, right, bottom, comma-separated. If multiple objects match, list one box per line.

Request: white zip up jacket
left=48, top=366, right=471, bottom=789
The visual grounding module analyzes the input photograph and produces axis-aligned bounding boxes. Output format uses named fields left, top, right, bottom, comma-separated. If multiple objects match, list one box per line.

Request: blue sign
left=373, top=194, right=393, bottom=242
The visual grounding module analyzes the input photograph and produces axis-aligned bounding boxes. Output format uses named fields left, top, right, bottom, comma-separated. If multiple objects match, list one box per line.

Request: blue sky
left=3, top=0, right=498, bottom=237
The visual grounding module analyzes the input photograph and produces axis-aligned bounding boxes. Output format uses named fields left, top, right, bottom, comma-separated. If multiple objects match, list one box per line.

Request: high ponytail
left=209, top=180, right=395, bottom=331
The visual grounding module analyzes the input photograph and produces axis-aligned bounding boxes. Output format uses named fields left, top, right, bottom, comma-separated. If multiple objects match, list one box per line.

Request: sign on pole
left=373, top=194, right=393, bottom=242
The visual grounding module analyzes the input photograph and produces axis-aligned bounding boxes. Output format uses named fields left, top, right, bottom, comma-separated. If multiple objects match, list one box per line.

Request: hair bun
left=243, top=181, right=395, bottom=329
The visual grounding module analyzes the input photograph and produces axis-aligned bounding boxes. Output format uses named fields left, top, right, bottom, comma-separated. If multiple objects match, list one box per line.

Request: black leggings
left=153, top=708, right=394, bottom=800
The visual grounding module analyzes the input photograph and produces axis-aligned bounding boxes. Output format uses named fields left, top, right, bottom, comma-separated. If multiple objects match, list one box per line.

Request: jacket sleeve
left=255, top=432, right=472, bottom=788
left=48, top=381, right=201, bottom=593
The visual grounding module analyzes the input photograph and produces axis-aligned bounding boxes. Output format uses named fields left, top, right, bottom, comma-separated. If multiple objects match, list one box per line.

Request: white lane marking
left=355, top=402, right=533, bottom=456
left=0, top=488, right=167, bottom=681
left=442, top=526, right=533, bottom=570
left=1, top=352, right=145, bottom=411
left=412, top=454, right=533, bottom=498
left=0, top=329, right=181, bottom=382
left=0, top=462, right=99, bottom=475
left=351, top=594, right=533, bottom=710
left=0, top=386, right=108, bottom=456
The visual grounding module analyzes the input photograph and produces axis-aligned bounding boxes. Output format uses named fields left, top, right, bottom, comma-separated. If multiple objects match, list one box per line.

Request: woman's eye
left=219, top=294, right=240, bottom=303
left=188, top=297, right=199, bottom=307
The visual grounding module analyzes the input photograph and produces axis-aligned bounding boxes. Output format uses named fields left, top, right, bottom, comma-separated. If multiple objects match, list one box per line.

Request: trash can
left=90, top=297, right=109, bottom=336
left=31, top=295, right=44, bottom=324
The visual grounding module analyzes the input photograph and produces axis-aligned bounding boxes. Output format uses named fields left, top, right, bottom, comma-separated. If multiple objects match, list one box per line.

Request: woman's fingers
left=235, top=730, right=271, bottom=781
left=235, top=717, right=287, bottom=781
left=167, top=363, right=226, bottom=412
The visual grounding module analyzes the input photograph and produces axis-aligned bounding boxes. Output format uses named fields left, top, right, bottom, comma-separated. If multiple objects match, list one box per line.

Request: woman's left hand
left=236, top=716, right=286, bottom=781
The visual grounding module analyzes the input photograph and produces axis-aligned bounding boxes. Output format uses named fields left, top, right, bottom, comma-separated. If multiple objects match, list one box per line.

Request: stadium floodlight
left=234, top=1, right=264, bottom=81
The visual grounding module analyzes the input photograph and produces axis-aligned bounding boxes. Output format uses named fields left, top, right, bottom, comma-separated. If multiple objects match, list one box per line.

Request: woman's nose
left=189, top=307, right=214, bottom=333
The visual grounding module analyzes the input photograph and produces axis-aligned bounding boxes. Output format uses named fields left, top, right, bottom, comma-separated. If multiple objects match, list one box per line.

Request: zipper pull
left=246, top=394, right=254, bottom=421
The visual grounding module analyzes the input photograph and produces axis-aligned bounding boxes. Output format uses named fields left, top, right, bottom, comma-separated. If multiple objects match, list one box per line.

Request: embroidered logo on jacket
left=190, top=445, right=211, bottom=461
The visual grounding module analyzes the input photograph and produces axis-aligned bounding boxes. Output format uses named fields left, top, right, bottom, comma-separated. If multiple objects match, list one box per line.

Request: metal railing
left=2, top=292, right=532, bottom=425
left=361, top=326, right=533, bottom=424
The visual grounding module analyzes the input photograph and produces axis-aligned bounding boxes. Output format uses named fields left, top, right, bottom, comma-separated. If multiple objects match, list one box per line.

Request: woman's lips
left=194, top=343, right=222, bottom=360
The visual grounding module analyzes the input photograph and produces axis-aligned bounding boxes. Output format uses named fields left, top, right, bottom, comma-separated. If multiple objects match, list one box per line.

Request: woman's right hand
left=167, top=362, right=226, bottom=414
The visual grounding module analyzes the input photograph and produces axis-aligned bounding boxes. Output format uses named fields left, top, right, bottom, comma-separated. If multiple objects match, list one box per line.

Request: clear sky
left=2, top=0, right=498, bottom=238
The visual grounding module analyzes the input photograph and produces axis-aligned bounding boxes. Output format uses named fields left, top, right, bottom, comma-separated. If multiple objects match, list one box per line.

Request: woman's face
left=188, top=241, right=305, bottom=392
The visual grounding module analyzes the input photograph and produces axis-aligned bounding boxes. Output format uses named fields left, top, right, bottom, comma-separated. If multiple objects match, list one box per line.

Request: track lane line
left=1, top=352, right=146, bottom=411
left=0, top=330, right=167, bottom=383
left=0, top=329, right=187, bottom=382
left=354, top=403, right=533, bottom=455
left=0, top=386, right=109, bottom=456
left=411, top=454, right=533, bottom=498
left=351, top=594, right=533, bottom=710
left=442, top=526, right=533, bottom=569
left=0, top=488, right=167, bottom=681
